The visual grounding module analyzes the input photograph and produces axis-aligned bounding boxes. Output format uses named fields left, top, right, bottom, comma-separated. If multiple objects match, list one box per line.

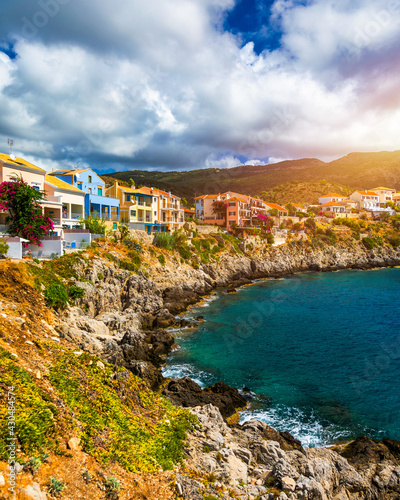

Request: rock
left=35, top=370, right=41, bottom=379
left=18, top=482, right=47, bottom=500
left=14, top=317, right=25, bottom=325
left=96, top=361, right=105, bottom=370
left=340, top=436, right=398, bottom=467
left=163, top=378, right=247, bottom=421
left=227, top=454, right=248, bottom=484
left=0, top=473, right=5, bottom=486
left=67, top=437, right=81, bottom=451
left=280, top=476, right=296, bottom=492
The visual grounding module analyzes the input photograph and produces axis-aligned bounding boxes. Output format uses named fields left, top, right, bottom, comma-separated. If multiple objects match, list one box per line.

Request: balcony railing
left=51, top=218, right=61, bottom=225
left=137, top=201, right=152, bottom=207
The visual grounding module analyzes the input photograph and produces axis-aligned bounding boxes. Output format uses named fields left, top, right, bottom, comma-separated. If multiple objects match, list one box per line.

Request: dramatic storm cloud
left=0, top=0, right=400, bottom=172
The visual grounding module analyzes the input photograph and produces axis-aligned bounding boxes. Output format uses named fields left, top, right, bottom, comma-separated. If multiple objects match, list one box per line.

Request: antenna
left=7, top=138, right=14, bottom=155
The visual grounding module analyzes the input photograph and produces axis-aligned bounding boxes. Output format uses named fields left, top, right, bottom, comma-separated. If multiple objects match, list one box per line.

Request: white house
left=350, top=190, right=380, bottom=211
left=371, top=187, right=396, bottom=207
left=318, top=193, right=347, bottom=205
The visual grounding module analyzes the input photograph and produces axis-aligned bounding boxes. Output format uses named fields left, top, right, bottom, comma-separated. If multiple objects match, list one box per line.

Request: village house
left=263, top=202, right=288, bottom=217
left=318, top=201, right=347, bottom=217
left=45, top=174, right=85, bottom=229
left=393, top=192, right=400, bottom=206
left=371, top=187, right=396, bottom=207
left=318, top=193, right=347, bottom=205
left=49, top=168, right=120, bottom=226
left=0, top=153, right=63, bottom=236
left=350, top=190, right=381, bottom=212
left=136, top=186, right=184, bottom=231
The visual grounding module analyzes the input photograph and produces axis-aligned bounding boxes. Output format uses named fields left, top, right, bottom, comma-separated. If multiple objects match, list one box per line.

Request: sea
left=163, top=268, right=400, bottom=448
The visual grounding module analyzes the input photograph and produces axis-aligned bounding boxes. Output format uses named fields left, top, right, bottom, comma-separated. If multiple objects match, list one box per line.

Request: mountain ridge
left=101, top=150, right=400, bottom=202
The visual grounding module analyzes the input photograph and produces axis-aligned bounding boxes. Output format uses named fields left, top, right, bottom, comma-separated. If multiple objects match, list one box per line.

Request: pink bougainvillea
left=255, top=213, right=274, bottom=231
left=0, top=176, right=54, bottom=246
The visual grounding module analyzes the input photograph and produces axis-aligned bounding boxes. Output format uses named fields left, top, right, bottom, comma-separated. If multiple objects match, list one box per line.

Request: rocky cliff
left=51, top=240, right=400, bottom=499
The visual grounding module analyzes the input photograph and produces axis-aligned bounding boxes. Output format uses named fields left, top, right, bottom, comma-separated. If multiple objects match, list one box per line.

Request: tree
left=0, top=176, right=54, bottom=246
left=285, top=203, right=296, bottom=216
left=267, top=208, right=278, bottom=217
left=128, top=178, right=135, bottom=187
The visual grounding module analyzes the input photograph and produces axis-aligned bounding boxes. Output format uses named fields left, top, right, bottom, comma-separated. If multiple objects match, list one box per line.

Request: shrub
left=389, top=237, right=400, bottom=248
left=127, top=250, right=141, bottom=268
left=68, top=285, right=85, bottom=303
left=48, top=477, right=65, bottom=497
left=158, top=254, right=166, bottom=266
left=80, top=216, right=106, bottom=235
left=362, top=237, right=377, bottom=249
left=0, top=240, right=9, bottom=257
left=179, top=246, right=191, bottom=260
left=105, top=477, right=121, bottom=499
left=43, top=284, right=69, bottom=310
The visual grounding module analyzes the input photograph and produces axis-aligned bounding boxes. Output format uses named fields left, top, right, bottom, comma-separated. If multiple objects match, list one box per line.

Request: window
left=229, top=202, right=235, bottom=207
left=88, top=175, right=92, bottom=183
left=77, top=182, right=83, bottom=189
left=32, top=185, right=40, bottom=191
left=126, top=194, right=131, bottom=201
left=130, top=210, right=136, bottom=217
left=154, top=211, right=157, bottom=216
left=153, top=197, right=157, bottom=203
left=229, top=211, right=236, bottom=216
left=97, top=187, right=102, bottom=196
left=113, top=222, right=117, bottom=230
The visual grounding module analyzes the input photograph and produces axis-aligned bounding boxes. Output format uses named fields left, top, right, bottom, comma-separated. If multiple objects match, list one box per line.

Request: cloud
left=0, top=0, right=400, bottom=173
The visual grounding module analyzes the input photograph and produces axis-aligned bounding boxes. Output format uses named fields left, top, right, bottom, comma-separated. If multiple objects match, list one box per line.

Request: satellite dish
left=10, top=154, right=16, bottom=161
left=76, top=173, right=80, bottom=178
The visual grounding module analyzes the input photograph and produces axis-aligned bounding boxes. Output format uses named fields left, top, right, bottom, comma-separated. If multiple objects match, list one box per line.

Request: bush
left=48, top=477, right=65, bottom=497
left=80, top=216, right=106, bottom=235
left=0, top=240, right=9, bottom=257
left=389, top=237, right=400, bottom=248
left=158, top=254, right=166, bottom=266
left=362, top=237, right=377, bottom=249
left=105, top=477, right=121, bottom=499
left=43, top=284, right=69, bottom=310
left=68, top=285, right=85, bottom=303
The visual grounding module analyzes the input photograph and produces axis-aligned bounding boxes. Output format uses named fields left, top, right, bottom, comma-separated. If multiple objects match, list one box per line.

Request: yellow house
left=105, top=181, right=154, bottom=229
left=0, top=152, right=63, bottom=235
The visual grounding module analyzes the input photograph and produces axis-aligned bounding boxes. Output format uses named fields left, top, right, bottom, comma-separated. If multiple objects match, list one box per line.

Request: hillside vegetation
left=102, top=150, right=400, bottom=203
left=258, top=180, right=352, bottom=205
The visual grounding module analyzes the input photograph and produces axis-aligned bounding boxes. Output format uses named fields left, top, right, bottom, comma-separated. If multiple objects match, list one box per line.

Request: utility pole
left=7, top=138, right=14, bottom=155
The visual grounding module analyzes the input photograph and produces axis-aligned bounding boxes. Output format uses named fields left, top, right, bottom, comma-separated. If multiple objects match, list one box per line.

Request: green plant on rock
left=48, top=349, right=197, bottom=473
left=105, top=477, right=121, bottom=499
left=43, top=283, right=69, bottom=310
left=48, top=477, right=65, bottom=497
left=0, top=347, right=59, bottom=460
left=158, top=254, right=166, bottom=266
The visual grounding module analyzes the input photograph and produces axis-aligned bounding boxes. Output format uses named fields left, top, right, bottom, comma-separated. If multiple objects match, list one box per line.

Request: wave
left=240, top=404, right=368, bottom=448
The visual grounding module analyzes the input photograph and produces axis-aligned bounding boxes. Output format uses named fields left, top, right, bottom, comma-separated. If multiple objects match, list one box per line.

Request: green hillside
left=102, top=150, right=400, bottom=202
left=258, top=180, right=352, bottom=205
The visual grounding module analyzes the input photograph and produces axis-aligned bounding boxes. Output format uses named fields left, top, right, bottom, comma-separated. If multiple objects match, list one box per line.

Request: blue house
left=48, top=168, right=120, bottom=221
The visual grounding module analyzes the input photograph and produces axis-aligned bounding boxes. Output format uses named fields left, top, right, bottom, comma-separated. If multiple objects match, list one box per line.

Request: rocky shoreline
left=57, top=242, right=400, bottom=499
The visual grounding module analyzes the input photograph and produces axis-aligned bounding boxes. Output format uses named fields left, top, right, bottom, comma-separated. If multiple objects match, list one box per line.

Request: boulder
left=162, top=378, right=247, bottom=421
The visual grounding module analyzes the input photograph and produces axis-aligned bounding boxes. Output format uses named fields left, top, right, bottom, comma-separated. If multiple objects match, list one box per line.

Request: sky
left=0, top=0, right=400, bottom=173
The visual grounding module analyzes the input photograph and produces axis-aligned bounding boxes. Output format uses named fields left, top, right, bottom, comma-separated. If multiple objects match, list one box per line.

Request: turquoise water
left=163, top=268, right=400, bottom=447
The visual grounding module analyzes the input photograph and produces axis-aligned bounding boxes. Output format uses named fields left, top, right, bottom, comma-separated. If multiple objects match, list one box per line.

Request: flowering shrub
left=0, top=176, right=54, bottom=246
left=255, top=214, right=274, bottom=231
left=212, top=200, right=227, bottom=214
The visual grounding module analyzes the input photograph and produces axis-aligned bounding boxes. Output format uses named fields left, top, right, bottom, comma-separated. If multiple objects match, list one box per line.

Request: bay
left=163, top=268, right=400, bottom=447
